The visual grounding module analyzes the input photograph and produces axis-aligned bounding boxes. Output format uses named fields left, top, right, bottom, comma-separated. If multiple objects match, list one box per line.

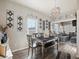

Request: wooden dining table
left=32, top=36, right=59, bottom=59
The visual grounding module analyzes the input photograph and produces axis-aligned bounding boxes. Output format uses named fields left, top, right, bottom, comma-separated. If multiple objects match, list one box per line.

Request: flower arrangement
left=0, top=25, right=8, bottom=44
left=0, top=25, right=7, bottom=32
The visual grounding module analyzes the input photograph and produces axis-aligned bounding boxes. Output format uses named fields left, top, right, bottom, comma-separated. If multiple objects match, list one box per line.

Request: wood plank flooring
left=13, top=43, right=77, bottom=59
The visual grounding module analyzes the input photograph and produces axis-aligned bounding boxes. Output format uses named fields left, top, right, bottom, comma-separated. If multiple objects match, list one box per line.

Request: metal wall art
left=6, top=10, right=14, bottom=28
left=49, top=22, right=51, bottom=30
left=43, top=20, right=45, bottom=30
left=45, top=20, right=49, bottom=29
left=39, top=19, right=43, bottom=29
left=17, top=16, right=23, bottom=31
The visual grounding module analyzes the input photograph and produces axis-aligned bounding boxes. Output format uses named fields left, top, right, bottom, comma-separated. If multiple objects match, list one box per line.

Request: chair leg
left=31, top=48, right=33, bottom=59
left=36, top=47, right=38, bottom=55
left=28, top=47, right=30, bottom=56
left=39, top=46, right=41, bottom=54
left=31, top=40, right=33, bottom=59
left=34, top=48, right=37, bottom=59
left=42, top=45, right=44, bottom=59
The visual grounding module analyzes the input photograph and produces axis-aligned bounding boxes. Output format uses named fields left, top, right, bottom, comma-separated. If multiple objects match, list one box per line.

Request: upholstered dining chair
left=27, top=34, right=42, bottom=58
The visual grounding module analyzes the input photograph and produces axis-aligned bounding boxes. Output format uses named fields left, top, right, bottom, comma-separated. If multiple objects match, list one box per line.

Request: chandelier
left=52, top=7, right=60, bottom=17
left=50, top=0, right=60, bottom=18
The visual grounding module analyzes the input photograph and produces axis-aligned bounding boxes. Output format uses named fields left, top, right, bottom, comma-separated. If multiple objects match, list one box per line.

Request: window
left=27, top=18, right=37, bottom=34
left=53, top=23, right=61, bottom=34
left=27, top=18, right=36, bottom=29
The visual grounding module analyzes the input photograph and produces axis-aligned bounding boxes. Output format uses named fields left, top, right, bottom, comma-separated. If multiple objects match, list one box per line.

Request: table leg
left=42, top=44, right=44, bottom=59
left=31, top=40, right=33, bottom=59
left=57, top=37, right=59, bottom=51
left=28, top=48, right=29, bottom=56
left=57, top=41, right=58, bottom=51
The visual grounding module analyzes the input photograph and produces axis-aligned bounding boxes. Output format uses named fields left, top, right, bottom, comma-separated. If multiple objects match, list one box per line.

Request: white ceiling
left=8, top=0, right=77, bottom=15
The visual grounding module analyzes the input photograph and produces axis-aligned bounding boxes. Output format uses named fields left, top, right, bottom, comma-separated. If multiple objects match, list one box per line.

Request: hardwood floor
left=13, top=43, right=77, bottom=59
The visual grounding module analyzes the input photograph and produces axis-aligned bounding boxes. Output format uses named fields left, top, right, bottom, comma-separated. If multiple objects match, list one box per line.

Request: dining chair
left=27, top=34, right=42, bottom=58
left=33, top=33, right=44, bottom=38
left=27, top=35, right=32, bottom=56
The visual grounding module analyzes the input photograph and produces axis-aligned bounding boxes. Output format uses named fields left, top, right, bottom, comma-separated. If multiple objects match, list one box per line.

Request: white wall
left=77, top=10, right=79, bottom=57
left=0, top=0, right=50, bottom=52
left=58, top=0, right=77, bottom=13
left=77, top=0, right=79, bottom=9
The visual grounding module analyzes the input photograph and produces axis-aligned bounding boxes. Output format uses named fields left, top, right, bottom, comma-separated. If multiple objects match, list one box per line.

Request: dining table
left=32, top=36, right=59, bottom=59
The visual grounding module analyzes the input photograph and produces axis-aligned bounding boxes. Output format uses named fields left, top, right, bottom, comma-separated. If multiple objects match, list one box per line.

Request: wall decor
left=43, top=20, right=45, bottom=30
left=49, top=22, right=51, bottom=30
left=39, top=19, right=43, bottom=29
left=6, top=10, right=14, bottom=28
left=45, top=20, right=49, bottom=29
left=17, top=16, right=23, bottom=31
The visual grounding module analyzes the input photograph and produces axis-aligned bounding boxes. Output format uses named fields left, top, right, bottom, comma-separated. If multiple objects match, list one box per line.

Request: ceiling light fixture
left=50, top=0, right=60, bottom=18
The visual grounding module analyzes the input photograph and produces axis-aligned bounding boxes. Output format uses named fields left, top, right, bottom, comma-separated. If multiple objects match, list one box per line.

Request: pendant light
left=51, top=0, right=60, bottom=18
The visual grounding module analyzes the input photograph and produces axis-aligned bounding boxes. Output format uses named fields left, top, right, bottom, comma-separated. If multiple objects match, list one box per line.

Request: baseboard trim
left=12, top=47, right=28, bottom=52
